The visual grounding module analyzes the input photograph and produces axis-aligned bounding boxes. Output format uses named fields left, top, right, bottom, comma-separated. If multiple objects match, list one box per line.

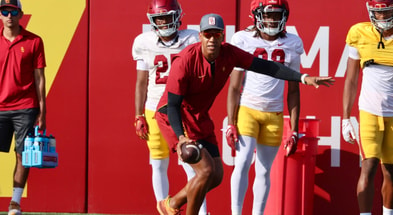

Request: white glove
left=342, top=119, right=356, bottom=144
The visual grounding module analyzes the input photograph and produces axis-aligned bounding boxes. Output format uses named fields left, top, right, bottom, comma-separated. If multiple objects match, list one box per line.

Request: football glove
left=284, top=132, right=298, bottom=157
left=342, top=119, right=356, bottom=144
left=226, top=124, right=239, bottom=153
left=135, top=115, right=148, bottom=140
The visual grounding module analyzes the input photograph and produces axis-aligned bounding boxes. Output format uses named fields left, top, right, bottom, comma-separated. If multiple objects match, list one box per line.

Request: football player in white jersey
left=226, top=0, right=303, bottom=214
left=132, top=0, right=208, bottom=213
left=342, top=0, right=393, bottom=214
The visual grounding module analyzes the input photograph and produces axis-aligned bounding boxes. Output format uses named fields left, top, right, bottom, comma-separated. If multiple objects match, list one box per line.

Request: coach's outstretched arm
left=248, top=57, right=335, bottom=88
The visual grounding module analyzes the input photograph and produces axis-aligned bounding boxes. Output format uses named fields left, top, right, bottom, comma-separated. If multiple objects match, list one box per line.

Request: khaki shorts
left=237, top=106, right=283, bottom=147
left=360, top=110, right=393, bottom=164
left=145, top=110, right=170, bottom=159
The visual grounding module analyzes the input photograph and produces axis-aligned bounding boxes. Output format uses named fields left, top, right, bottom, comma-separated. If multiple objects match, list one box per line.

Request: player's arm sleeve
left=287, top=35, right=303, bottom=71
left=136, top=60, right=149, bottom=70
left=167, top=92, right=185, bottom=139
left=347, top=44, right=360, bottom=60
left=248, top=57, right=302, bottom=82
left=33, top=37, right=46, bottom=69
left=132, top=35, right=150, bottom=70
left=132, top=35, right=147, bottom=66
left=288, top=54, right=301, bottom=72
left=345, top=26, right=360, bottom=60
left=230, top=33, right=246, bottom=72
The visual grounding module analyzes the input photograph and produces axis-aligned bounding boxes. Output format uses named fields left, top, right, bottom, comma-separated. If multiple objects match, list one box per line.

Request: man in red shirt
left=155, top=13, right=334, bottom=215
left=0, top=0, right=46, bottom=214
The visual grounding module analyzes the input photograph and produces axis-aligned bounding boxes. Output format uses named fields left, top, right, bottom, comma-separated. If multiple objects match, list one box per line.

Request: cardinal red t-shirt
left=0, top=27, right=46, bottom=111
left=156, top=42, right=254, bottom=145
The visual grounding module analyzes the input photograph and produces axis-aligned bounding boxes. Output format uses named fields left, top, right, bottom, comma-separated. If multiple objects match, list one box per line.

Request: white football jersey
left=132, top=29, right=199, bottom=111
left=230, top=29, right=304, bottom=112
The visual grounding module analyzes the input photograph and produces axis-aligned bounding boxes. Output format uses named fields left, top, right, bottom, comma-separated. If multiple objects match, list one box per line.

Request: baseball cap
left=0, top=0, right=22, bottom=10
left=200, top=13, right=224, bottom=32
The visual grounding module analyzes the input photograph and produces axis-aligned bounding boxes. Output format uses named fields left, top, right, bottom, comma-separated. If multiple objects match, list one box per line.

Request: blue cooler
left=22, top=126, right=58, bottom=168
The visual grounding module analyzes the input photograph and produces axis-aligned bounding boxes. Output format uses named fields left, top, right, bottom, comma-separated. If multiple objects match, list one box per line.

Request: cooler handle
left=34, top=126, right=46, bottom=136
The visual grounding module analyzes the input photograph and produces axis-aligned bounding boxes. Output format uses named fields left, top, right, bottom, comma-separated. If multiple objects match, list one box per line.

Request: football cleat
left=157, top=196, right=181, bottom=215
left=8, top=201, right=21, bottom=215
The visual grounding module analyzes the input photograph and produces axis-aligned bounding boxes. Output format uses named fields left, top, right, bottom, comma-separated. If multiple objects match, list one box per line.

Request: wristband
left=301, top=74, right=309, bottom=84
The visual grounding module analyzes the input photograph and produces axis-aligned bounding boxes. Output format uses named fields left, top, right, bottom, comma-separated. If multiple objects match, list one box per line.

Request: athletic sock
left=11, top=187, right=24, bottom=204
left=383, top=206, right=393, bottom=215
left=150, top=158, right=169, bottom=201
left=231, top=136, right=256, bottom=215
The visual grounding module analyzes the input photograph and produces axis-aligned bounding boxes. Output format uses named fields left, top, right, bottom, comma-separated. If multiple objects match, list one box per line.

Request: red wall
left=88, top=0, right=372, bottom=214
left=88, top=0, right=238, bottom=214
left=0, top=0, right=380, bottom=214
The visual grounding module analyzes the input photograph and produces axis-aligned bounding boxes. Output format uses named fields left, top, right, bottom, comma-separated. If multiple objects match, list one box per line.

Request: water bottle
left=24, top=134, right=34, bottom=151
left=33, top=135, right=42, bottom=151
left=34, top=135, right=48, bottom=151
left=49, top=135, right=56, bottom=153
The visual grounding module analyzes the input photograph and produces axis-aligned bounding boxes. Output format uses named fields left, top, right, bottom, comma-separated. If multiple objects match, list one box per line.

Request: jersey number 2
left=154, top=54, right=176, bottom=84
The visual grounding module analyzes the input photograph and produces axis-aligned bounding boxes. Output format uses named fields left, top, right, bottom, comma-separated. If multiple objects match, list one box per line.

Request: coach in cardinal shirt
left=155, top=13, right=333, bottom=215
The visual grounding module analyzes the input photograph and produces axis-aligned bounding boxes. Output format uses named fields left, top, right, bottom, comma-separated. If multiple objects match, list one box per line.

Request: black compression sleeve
left=167, top=92, right=185, bottom=139
left=248, top=57, right=303, bottom=82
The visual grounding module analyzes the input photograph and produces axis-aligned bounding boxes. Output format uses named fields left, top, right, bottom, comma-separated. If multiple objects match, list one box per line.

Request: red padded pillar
left=265, top=118, right=320, bottom=215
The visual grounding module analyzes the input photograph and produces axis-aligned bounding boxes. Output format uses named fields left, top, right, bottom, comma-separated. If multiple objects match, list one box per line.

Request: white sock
left=383, top=206, right=393, bottom=215
left=11, top=187, right=24, bottom=204
left=150, top=158, right=169, bottom=201
left=231, top=135, right=256, bottom=215
left=252, top=143, right=279, bottom=214
left=181, top=161, right=195, bottom=180
left=181, top=162, right=208, bottom=215
left=198, top=200, right=208, bottom=215
left=360, top=213, right=372, bottom=215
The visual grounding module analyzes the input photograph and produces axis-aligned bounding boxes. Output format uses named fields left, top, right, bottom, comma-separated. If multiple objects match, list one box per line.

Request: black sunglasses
left=1, top=10, right=19, bottom=17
